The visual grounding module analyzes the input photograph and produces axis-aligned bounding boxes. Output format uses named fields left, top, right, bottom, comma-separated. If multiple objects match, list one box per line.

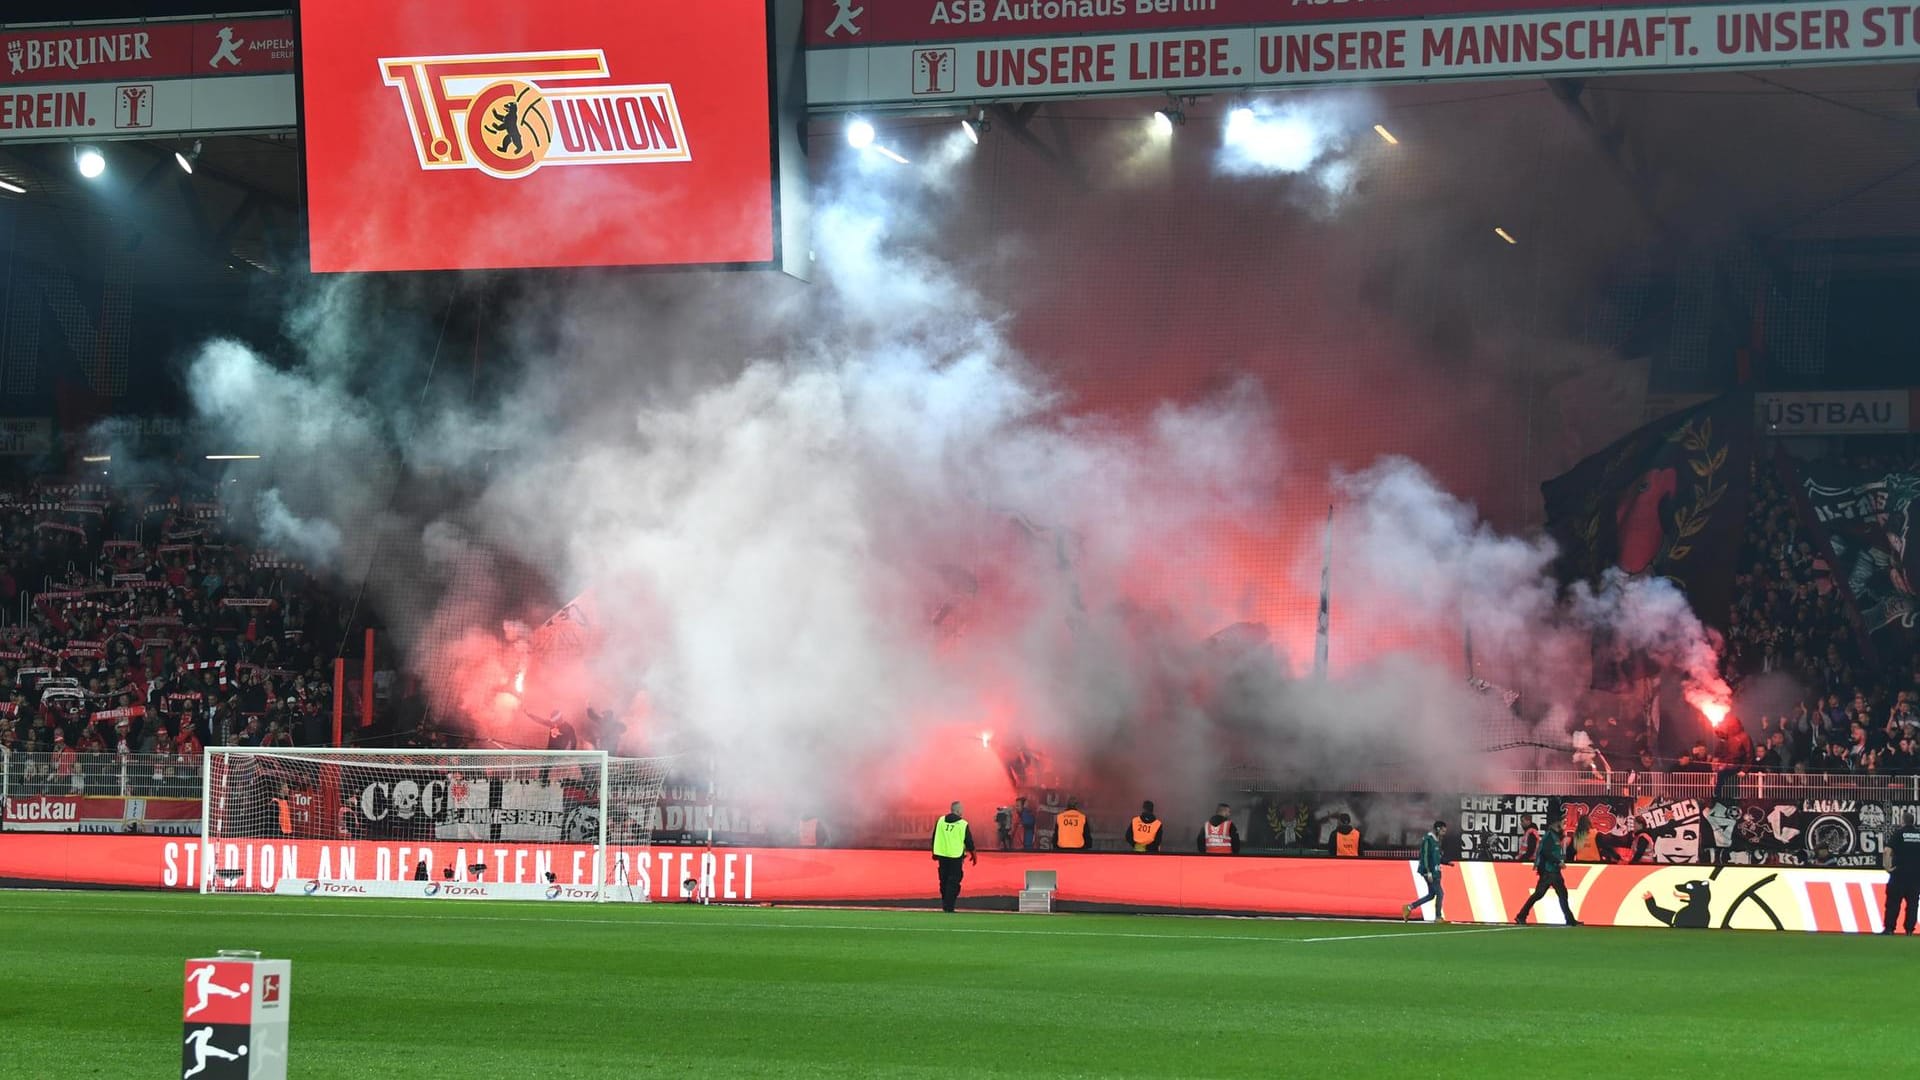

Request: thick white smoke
left=1215, top=95, right=1371, bottom=206
left=1326, top=457, right=1732, bottom=738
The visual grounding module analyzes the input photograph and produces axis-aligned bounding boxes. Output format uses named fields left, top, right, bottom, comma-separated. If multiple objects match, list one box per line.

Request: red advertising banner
left=806, top=0, right=1920, bottom=106
left=299, top=0, right=779, bottom=272
left=0, top=17, right=295, bottom=86
left=0, top=836, right=1896, bottom=932
left=1459, top=861, right=1895, bottom=933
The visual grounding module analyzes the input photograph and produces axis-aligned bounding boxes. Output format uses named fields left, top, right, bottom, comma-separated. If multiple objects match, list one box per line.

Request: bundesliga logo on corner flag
left=379, top=50, right=692, bottom=180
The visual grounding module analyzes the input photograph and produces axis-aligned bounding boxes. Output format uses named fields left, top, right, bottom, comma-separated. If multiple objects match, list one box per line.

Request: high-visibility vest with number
left=933, top=817, right=969, bottom=858
left=274, top=797, right=292, bottom=836
left=1334, top=828, right=1361, bottom=857
left=1130, top=816, right=1162, bottom=850
left=1574, top=830, right=1600, bottom=863
left=1204, top=820, right=1234, bottom=854
left=1055, top=809, right=1086, bottom=849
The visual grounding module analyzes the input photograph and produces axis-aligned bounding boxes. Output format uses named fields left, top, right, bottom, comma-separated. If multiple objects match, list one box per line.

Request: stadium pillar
left=362, top=629, right=375, bottom=730
left=332, top=659, right=345, bottom=747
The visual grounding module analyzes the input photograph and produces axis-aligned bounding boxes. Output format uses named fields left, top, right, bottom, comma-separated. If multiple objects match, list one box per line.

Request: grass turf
left=0, top=891, right=1910, bottom=1079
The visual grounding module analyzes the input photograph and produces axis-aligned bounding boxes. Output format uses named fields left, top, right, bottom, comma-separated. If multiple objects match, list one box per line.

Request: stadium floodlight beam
left=1152, top=109, right=1182, bottom=136
left=1373, top=124, right=1399, bottom=145
left=962, top=108, right=991, bottom=145
left=846, top=116, right=876, bottom=148
left=875, top=145, right=910, bottom=165
left=175, top=139, right=203, bottom=174
left=205, top=453, right=262, bottom=460
left=82, top=454, right=111, bottom=463
left=1229, top=106, right=1255, bottom=125
left=0, top=178, right=22, bottom=194
left=1494, top=226, right=1517, bottom=245
left=75, top=145, right=106, bottom=179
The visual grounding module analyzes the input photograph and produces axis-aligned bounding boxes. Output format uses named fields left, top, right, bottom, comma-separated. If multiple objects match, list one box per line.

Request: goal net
left=200, top=748, right=672, bottom=900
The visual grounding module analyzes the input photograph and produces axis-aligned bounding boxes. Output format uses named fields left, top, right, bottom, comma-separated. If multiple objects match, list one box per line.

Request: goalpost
left=200, top=747, right=673, bottom=900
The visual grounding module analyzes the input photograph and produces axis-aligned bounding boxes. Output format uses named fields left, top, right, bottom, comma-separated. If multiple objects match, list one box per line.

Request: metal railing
left=1228, top=768, right=1920, bottom=802
left=1500, top=769, right=1920, bottom=802
left=0, top=750, right=202, bottom=799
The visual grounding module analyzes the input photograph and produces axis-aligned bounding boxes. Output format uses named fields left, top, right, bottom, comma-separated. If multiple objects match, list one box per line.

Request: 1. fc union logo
left=379, top=50, right=692, bottom=180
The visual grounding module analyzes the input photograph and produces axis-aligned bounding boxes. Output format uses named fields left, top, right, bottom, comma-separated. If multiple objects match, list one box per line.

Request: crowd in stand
left=1579, top=444, right=1920, bottom=780
left=0, top=477, right=364, bottom=796
left=9, top=437, right=1920, bottom=801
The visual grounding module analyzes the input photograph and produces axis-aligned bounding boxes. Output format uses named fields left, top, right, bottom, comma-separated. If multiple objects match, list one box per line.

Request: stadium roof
left=2, top=60, right=1919, bottom=278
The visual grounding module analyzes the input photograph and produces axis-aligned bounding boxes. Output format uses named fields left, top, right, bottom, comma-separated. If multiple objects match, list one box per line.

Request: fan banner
left=1543, top=390, right=1754, bottom=631
left=1, top=794, right=200, bottom=835
left=1791, top=459, right=1920, bottom=661
left=1450, top=793, right=1904, bottom=868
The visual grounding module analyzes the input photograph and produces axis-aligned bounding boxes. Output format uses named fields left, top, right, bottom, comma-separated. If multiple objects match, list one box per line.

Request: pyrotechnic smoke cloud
left=159, top=90, right=1733, bottom=831
left=1326, top=457, right=1733, bottom=738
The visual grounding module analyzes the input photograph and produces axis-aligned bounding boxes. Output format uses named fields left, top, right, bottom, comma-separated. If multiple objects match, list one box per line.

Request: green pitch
left=0, top=890, right=1909, bottom=1079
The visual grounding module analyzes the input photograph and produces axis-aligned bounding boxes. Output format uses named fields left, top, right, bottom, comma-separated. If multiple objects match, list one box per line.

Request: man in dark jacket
left=1515, top=825, right=1580, bottom=925
left=931, top=801, right=977, bottom=913
left=1197, top=803, right=1241, bottom=855
left=1881, top=808, right=1920, bottom=935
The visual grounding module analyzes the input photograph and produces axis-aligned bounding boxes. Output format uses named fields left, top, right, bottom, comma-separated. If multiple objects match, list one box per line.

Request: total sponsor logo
left=430, top=883, right=490, bottom=899
left=545, top=884, right=598, bottom=901
left=303, top=880, right=368, bottom=896
left=378, top=49, right=692, bottom=181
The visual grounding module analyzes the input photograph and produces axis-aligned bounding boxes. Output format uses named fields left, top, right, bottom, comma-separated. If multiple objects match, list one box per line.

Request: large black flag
left=1790, top=460, right=1920, bottom=663
left=1543, top=392, right=1754, bottom=686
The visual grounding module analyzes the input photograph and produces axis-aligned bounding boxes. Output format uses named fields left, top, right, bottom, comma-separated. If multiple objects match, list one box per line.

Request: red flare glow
left=1691, top=694, right=1730, bottom=729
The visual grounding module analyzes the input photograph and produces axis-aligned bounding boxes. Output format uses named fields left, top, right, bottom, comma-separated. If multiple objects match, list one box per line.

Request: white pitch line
left=0, top=900, right=1522, bottom=945
left=1299, top=925, right=1525, bottom=943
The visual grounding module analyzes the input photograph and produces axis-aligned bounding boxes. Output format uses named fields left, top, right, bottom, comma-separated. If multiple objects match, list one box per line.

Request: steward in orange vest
left=1129, top=801, right=1164, bottom=852
left=1329, top=813, right=1362, bottom=857
left=1054, top=801, right=1088, bottom=851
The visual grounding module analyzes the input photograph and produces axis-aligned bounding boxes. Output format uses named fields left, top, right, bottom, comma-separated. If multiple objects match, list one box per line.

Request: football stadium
left=3, top=0, right=1920, bottom=1077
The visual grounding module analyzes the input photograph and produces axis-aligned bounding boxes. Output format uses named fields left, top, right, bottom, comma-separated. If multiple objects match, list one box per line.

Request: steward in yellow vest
left=931, top=801, right=977, bottom=913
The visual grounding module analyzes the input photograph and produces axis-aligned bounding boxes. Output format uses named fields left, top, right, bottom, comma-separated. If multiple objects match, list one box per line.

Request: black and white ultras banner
left=353, top=769, right=600, bottom=843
